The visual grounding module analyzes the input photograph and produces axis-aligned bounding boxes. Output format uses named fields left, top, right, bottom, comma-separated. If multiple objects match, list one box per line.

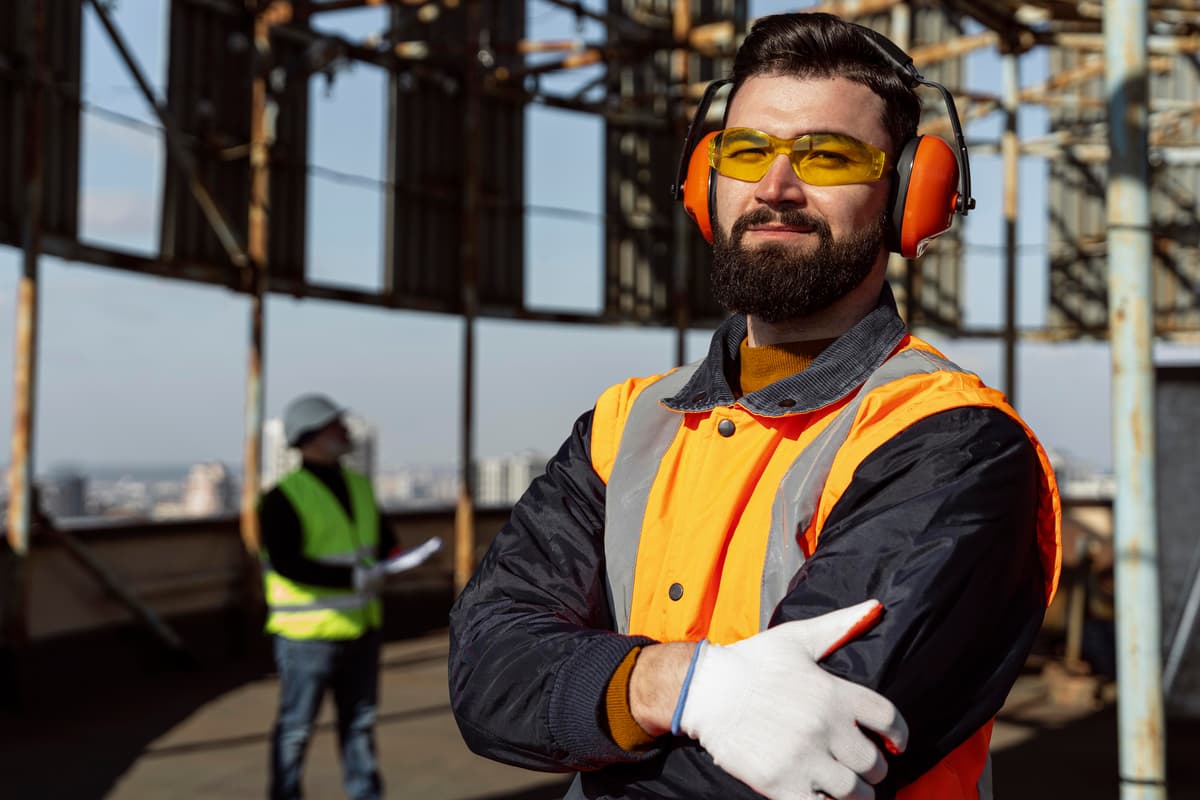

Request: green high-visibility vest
left=262, top=467, right=382, bottom=640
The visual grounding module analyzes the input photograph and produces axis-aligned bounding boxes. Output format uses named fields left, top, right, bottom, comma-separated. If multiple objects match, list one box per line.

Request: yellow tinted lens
left=710, top=128, right=889, bottom=186
left=711, top=128, right=776, bottom=182
left=792, top=133, right=889, bottom=186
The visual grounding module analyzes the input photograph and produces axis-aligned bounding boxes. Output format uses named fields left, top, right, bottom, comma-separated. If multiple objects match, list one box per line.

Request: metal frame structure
left=4, top=2, right=1200, bottom=795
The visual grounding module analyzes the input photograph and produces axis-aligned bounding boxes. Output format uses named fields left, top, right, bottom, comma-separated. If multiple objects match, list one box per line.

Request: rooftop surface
left=3, top=630, right=1199, bottom=799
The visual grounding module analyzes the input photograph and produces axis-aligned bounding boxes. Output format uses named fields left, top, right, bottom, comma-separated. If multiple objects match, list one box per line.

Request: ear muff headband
left=672, top=78, right=731, bottom=204
left=848, top=22, right=975, bottom=216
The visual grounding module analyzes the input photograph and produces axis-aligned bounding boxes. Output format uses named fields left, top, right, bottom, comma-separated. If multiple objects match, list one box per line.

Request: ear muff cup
left=889, top=135, right=960, bottom=258
left=682, top=130, right=721, bottom=244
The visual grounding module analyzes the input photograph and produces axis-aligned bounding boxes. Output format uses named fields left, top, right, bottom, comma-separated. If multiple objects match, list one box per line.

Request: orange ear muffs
left=682, top=130, right=721, bottom=243
left=889, top=135, right=961, bottom=258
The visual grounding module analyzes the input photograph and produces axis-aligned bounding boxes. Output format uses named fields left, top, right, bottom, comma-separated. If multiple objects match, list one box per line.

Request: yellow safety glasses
left=708, top=127, right=892, bottom=186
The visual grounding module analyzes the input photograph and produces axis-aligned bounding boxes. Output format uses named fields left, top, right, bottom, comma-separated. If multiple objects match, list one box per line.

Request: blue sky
left=1, top=0, right=1195, bottom=474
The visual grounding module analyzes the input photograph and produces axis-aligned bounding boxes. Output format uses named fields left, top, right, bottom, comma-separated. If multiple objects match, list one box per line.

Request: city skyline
left=5, top=440, right=1114, bottom=527
left=5, top=446, right=553, bottom=524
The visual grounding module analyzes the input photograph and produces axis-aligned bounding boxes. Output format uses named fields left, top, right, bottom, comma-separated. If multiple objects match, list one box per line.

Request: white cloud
left=80, top=188, right=157, bottom=238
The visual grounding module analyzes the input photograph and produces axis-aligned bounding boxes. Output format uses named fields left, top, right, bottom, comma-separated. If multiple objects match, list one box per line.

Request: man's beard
left=710, top=206, right=886, bottom=324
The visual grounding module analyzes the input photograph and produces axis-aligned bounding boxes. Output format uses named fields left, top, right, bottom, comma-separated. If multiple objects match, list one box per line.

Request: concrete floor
left=3, top=630, right=1199, bottom=799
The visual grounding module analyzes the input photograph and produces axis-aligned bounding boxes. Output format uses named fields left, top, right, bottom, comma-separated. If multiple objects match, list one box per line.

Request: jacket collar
left=663, top=283, right=908, bottom=417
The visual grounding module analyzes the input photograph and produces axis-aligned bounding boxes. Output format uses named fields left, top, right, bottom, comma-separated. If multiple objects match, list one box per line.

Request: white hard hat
left=283, top=394, right=344, bottom=446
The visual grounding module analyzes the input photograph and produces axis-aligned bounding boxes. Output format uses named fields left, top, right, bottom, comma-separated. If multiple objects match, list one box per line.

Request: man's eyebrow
left=728, top=127, right=858, bottom=138
left=753, top=130, right=870, bottom=145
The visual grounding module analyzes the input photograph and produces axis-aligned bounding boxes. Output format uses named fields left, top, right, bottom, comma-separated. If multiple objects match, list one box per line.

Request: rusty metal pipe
left=1105, top=0, right=1167, bottom=797
left=239, top=7, right=273, bottom=557
left=7, top=0, right=46, bottom=559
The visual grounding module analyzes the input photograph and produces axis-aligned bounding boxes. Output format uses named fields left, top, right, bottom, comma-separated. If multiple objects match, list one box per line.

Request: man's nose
left=753, top=154, right=808, bottom=207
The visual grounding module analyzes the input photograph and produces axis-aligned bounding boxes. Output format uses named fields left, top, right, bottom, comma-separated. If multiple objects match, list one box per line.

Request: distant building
left=375, top=464, right=458, bottom=510
left=40, top=470, right=87, bottom=520
left=475, top=458, right=507, bottom=507
left=181, top=462, right=236, bottom=517
left=374, top=470, right=416, bottom=507
left=262, top=418, right=296, bottom=490
left=473, top=451, right=546, bottom=508
left=341, top=415, right=377, bottom=482
left=262, top=413, right=377, bottom=490
left=506, top=451, right=546, bottom=503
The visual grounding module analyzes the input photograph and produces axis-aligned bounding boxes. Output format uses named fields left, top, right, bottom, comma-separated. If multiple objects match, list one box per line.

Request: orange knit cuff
left=604, top=646, right=657, bottom=751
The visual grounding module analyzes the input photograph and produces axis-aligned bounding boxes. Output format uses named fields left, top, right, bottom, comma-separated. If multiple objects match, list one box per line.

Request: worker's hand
left=678, top=600, right=908, bottom=800
left=352, top=563, right=387, bottom=594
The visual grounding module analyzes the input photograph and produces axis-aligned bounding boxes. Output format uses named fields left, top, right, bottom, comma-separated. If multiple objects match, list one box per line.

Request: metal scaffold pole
left=671, top=0, right=691, bottom=368
left=455, top=0, right=483, bottom=595
left=1002, top=47, right=1019, bottom=406
left=6, top=0, right=45, bottom=559
left=240, top=2, right=283, bottom=557
left=1105, top=0, right=1167, bottom=797
left=3, top=0, right=46, bottom=676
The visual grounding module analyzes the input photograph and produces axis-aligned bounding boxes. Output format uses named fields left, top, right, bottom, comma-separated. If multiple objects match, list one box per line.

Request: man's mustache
left=731, top=208, right=832, bottom=242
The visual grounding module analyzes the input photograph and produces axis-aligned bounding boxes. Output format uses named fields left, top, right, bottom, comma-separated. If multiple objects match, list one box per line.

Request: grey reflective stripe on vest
left=759, top=347, right=963, bottom=627
left=312, top=546, right=375, bottom=567
left=603, top=364, right=699, bottom=634
left=260, top=545, right=374, bottom=573
left=563, top=774, right=584, bottom=799
left=605, top=348, right=970, bottom=636
left=267, top=590, right=377, bottom=613
left=978, top=752, right=993, bottom=799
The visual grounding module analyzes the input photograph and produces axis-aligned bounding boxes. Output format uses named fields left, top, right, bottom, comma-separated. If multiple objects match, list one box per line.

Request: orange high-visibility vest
left=590, top=335, right=1062, bottom=799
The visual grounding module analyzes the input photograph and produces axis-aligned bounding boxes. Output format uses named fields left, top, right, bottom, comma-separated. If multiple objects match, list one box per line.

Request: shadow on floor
left=0, top=589, right=455, bottom=799
left=993, top=703, right=1200, bottom=797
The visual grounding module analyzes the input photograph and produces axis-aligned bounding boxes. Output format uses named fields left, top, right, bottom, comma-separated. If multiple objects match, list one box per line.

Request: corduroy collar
left=662, top=283, right=908, bottom=417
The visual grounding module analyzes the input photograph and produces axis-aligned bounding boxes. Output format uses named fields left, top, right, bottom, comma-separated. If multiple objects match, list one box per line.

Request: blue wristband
left=670, top=640, right=706, bottom=736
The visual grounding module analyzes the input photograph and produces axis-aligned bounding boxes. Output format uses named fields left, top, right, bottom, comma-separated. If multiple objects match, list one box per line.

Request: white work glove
left=677, top=600, right=908, bottom=800
left=352, top=562, right=387, bottom=594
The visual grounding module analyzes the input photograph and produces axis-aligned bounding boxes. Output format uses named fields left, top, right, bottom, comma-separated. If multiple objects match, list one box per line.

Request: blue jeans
left=270, top=632, right=383, bottom=800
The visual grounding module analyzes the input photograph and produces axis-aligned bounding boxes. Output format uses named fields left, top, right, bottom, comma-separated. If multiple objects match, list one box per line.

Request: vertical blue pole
left=1105, top=0, right=1166, bottom=797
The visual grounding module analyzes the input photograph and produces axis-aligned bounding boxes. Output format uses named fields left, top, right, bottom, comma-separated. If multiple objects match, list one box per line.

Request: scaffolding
left=4, top=2, right=1200, bottom=796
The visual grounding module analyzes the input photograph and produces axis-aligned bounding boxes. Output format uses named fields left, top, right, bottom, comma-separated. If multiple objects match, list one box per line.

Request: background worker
left=448, top=12, right=1060, bottom=800
left=260, top=393, right=395, bottom=800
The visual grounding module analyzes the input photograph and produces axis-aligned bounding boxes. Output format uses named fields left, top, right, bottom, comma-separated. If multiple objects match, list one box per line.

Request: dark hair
left=730, top=12, right=920, bottom=158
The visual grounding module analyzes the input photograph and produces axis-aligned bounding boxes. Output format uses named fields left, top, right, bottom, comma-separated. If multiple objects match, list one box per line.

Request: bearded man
left=448, top=12, right=1061, bottom=800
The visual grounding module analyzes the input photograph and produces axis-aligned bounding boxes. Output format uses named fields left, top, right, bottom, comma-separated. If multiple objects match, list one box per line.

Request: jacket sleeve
left=772, top=405, right=1045, bottom=794
left=448, top=410, right=788, bottom=798
left=448, top=410, right=659, bottom=772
